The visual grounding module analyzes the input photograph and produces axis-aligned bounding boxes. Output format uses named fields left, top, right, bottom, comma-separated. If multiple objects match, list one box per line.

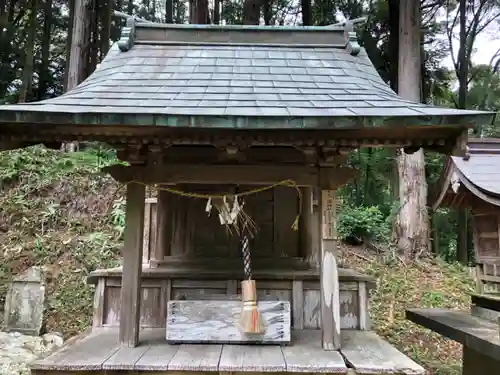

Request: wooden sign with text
left=321, top=190, right=336, bottom=240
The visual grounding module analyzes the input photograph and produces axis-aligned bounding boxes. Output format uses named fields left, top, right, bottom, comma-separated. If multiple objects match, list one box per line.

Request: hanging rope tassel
left=239, top=236, right=264, bottom=334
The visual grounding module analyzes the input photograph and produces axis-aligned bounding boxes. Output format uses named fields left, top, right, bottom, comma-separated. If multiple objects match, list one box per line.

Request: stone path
left=0, top=331, right=64, bottom=375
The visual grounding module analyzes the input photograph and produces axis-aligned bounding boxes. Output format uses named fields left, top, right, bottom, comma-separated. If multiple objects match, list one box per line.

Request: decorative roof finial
left=332, top=16, right=366, bottom=56
left=118, top=17, right=136, bottom=52
left=344, top=21, right=360, bottom=56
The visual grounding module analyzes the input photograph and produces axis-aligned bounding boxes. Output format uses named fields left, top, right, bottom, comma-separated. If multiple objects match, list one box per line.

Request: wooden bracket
left=296, top=147, right=318, bottom=164
left=115, top=143, right=147, bottom=164
left=147, top=145, right=163, bottom=165
left=320, top=147, right=349, bottom=166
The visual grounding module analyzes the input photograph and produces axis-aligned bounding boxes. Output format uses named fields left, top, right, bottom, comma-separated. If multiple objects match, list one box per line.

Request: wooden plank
left=358, top=281, right=368, bottom=330
left=31, top=330, right=119, bottom=371
left=134, top=342, right=179, bottom=371
left=292, top=280, right=304, bottom=329
left=281, top=330, right=346, bottom=373
left=167, top=300, right=290, bottom=344
left=159, top=279, right=171, bottom=327
left=471, top=305, right=500, bottom=323
left=119, top=182, right=145, bottom=347
left=227, top=279, right=238, bottom=294
left=168, top=344, right=222, bottom=371
left=87, top=263, right=375, bottom=283
left=219, top=344, right=286, bottom=372
left=319, top=189, right=341, bottom=350
left=92, top=278, right=105, bottom=329
left=340, top=330, right=425, bottom=374
left=142, top=197, right=152, bottom=264
left=155, top=188, right=171, bottom=261
left=406, top=308, right=500, bottom=361
left=149, top=197, right=158, bottom=261
left=471, top=293, right=500, bottom=312
left=102, top=345, right=150, bottom=370
left=274, top=186, right=300, bottom=257
left=104, top=164, right=340, bottom=186
left=300, top=187, right=314, bottom=261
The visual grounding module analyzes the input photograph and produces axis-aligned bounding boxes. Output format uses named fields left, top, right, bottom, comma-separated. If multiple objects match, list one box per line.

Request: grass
left=0, top=146, right=474, bottom=374
left=0, top=145, right=125, bottom=337
left=339, top=246, right=472, bottom=375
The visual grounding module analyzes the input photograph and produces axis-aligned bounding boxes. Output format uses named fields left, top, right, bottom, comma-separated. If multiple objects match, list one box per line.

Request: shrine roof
left=0, top=21, right=495, bottom=146
left=431, top=138, right=500, bottom=209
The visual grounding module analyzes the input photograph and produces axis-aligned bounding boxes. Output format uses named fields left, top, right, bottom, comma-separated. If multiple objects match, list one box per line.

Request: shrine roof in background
left=0, top=21, right=495, bottom=151
left=430, top=138, right=500, bottom=210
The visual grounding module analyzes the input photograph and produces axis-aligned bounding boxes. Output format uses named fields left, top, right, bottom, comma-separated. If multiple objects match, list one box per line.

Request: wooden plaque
left=166, top=300, right=291, bottom=345
left=321, top=190, right=336, bottom=240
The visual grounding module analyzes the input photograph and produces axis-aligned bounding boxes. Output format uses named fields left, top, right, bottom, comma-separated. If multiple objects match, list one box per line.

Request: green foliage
left=337, top=205, right=390, bottom=242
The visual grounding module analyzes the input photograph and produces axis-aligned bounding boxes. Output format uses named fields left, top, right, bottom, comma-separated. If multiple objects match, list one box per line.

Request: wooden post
left=119, top=182, right=145, bottom=347
left=155, top=188, right=171, bottom=262
left=300, top=187, right=319, bottom=266
left=319, top=189, right=341, bottom=350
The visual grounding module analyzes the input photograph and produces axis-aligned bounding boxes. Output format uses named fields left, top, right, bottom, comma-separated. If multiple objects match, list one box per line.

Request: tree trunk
left=456, top=0, right=469, bottom=264
left=38, top=0, right=52, bottom=101
left=301, top=0, right=311, bottom=26
left=189, top=0, right=210, bottom=24
left=393, top=0, right=430, bottom=259
left=62, top=0, right=92, bottom=152
left=457, top=210, right=468, bottom=264
left=243, top=0, right=262, bottom=25
left=63, top=0, right=75, bottom=91
left=263, top=0, right=271, bottom=25
left=19, top=0, right=38, bottom=103
left=165, top=0, right=174, bottom=23
left=87, top=0, right=99, bottom=76
left=388, top=0, right=399, bottom=202
left=99, top=0, right=113, bottom=59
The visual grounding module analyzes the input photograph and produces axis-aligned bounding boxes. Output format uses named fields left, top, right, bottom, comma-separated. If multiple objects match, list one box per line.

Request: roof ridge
left=116, top=16, right=361, bottom=56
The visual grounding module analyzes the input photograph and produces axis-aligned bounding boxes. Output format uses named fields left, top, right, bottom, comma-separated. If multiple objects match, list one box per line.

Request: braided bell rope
left=241, top=235, right=252, bottom=279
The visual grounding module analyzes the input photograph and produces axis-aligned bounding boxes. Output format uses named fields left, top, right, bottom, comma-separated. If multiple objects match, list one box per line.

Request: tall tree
left=393, top=0, right=431, bottom=259
left=19, top=1, right=38, bottom=103
left=62, top=0, right=93, bottom=152
left=38, top=0, right=53, bottom=101
left=243, top=0, right=262, bottom=24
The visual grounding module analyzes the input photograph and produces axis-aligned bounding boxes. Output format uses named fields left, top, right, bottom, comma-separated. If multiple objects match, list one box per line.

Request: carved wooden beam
left=103, top=164, right=356, bottom=187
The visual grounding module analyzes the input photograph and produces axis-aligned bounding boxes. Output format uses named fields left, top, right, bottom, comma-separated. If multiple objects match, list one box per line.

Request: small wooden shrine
left=409, top=138, right=500, bottom=374
left=430, top=138, right=500, bottom=293
left=0, top=20, right=495, bottom=375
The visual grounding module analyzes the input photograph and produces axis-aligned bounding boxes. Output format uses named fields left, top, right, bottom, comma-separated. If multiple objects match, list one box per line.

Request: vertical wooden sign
left=322, top=190, right=336, bottom=240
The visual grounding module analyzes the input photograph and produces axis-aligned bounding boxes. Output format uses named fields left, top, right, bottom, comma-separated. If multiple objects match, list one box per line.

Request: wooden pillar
left=155, top=188, right=171, bottom=264
left=319, top=189, right=341, bottom=350
left=142, top=198, right=156, bottom=265
left=300, top=187, right=319, bottom=266
left=119, top=182, right=145, bottom=347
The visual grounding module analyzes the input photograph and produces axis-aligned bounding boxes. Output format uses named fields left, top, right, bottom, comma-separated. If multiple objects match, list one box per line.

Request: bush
left=337, top=205, right=389, bottom=242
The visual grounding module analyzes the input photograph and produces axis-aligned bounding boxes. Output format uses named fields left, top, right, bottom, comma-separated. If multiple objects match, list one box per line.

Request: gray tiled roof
left=431, top=139, right=500, bottom=209
left=0, top=22, right=495, bottom=129
left=452, top=140, right=500, bottom=196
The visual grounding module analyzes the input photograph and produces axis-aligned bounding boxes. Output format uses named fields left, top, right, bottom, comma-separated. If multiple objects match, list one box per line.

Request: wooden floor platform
left=31, top=329, right=424, bottom=374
